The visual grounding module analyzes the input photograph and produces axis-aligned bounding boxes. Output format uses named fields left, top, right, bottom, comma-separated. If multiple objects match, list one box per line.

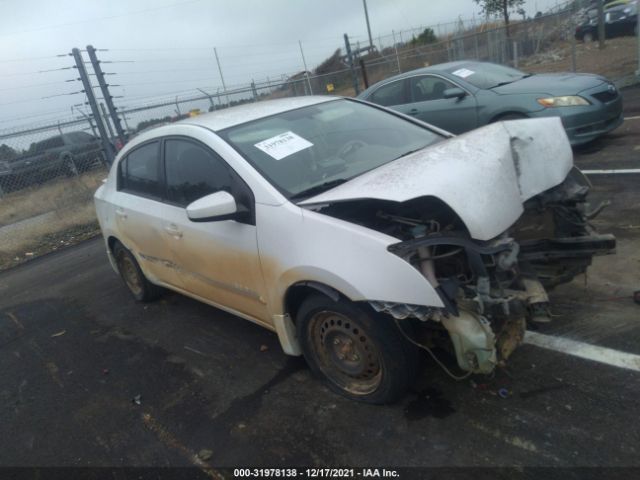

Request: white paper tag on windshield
left=254, top=131, right=313, bottom=160
left=452, top=68, right=474, bottom=78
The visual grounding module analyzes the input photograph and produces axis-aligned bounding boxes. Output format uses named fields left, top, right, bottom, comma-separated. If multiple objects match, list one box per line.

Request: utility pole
left=597, top=0, right=605, bottom=49
left=121, top=112, right=131, bottom=132
left=298, top=40, right=313, bottom=95
left=86, top=45, right=126, bottom=145
left=72, top=106, right=97, bottom=136
left=71, top=48, right=114, bottom=164
left=197, top=88, right=216, bottom=111
left=344, top=34, right=360, bottom=96
left=214, top=47, right=229, bottom=106
left=251, top=79, right=258, bottom=101
left=392, top=30, right=401, bottom=73
left=362, top=0, right=374, bottom=50
left=100, top=103, right=115, bottom=141
left=359, top=58, right=369, bottom=89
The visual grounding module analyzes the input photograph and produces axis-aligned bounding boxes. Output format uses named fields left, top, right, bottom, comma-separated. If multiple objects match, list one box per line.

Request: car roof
left=359, top=60, right=487, bottom=94
left=607, top=2, right=635, bottom=10
left=179, top=95, right=338, bottom=132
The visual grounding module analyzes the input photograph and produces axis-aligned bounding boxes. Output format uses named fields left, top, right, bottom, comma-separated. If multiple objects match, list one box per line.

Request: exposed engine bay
left=309, top=167, right=615, bottom=375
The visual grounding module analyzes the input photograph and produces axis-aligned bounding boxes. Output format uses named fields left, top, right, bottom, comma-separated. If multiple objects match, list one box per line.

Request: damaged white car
left=95, top=97, right=615, bottom=403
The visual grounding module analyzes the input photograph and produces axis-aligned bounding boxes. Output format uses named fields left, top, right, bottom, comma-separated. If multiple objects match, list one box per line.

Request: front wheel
left=296, top=294, right=419, bottom=404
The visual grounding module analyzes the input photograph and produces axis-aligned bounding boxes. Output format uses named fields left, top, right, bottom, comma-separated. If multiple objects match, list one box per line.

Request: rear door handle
left=115, top=208, right=127, bottom=219
left=408, top=109, right=419, bottom=115
left=164, top=224, right=183, bottom=238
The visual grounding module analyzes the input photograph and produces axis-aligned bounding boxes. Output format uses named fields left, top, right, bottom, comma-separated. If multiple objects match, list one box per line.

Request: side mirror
left=186, top=191, right=238, bottom=222
left=443, top=87, right=466, bottom=100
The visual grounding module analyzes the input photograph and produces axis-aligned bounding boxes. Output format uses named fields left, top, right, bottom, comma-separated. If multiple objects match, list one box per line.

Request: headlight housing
left=537, top=96, right=590, bottom=107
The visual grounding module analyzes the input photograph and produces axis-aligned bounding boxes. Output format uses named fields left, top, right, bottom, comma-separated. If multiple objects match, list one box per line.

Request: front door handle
left=164, top=224, right=183, bottom=238
left=115, top=208, right=127, bottom=219
left=408, top=109, right=419, bottom=115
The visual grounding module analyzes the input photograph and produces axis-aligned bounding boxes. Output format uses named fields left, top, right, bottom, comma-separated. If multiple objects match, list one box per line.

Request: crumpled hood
left=299, top=117, right=573, bottom=241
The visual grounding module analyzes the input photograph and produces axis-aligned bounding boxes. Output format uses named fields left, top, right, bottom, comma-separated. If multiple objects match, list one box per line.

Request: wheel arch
left=284, top=281, right=343, bottom=324
left=489, top=110, right=530, bottom=123
left=107, top=235, right=119, bottom=253
left=273, top=281, right=350, bottom=357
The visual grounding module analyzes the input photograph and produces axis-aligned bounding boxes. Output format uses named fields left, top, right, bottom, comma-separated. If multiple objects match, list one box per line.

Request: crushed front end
left=375, top=168, right=615, bottom=375
left=301, top=118, right=616, bottom=376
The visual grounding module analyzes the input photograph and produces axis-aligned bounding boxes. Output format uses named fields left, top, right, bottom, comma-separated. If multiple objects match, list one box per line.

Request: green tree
left=0, top=144, right=18, bottom=160
left=412, top=27, right=438, bottom=45
left=474, top=0, right=525, bottom=37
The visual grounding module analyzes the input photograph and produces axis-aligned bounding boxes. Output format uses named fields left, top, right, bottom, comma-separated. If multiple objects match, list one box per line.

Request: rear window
left=369, top=80, right=407, bottom=106
left=118, top=142, right=161, bottom=198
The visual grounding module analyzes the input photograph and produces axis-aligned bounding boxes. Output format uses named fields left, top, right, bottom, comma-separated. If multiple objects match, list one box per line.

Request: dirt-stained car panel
left=95, top=97, right=615, bottom=404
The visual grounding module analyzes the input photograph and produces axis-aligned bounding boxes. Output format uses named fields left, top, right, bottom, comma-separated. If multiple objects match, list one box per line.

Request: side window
left=164, top=139, right=234, bottom=207
left=369, top=80, right=407, bottom=107
left=119, top=141, right=161, bottom=198
left=409, top=76, right=457, bottom=102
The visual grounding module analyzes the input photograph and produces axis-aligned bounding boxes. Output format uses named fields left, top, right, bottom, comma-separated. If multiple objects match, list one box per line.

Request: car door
left=405, top=75, right=478, bottom=133
left=160, top=137, right=269, bottom=322
left=112, top=140, right=183, bottom=288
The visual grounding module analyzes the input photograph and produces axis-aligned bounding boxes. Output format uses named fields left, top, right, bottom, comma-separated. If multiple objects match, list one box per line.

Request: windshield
left=446, top=62, right=529, bottom=89
left=219, top=99, right=443, bottom=200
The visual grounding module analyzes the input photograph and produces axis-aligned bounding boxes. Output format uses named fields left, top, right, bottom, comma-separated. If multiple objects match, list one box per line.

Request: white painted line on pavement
left=582, top=169, right=640, bottom=175
left=624, top=115, right=640, bottom=120
left=524, top=331, right=640, bottom=372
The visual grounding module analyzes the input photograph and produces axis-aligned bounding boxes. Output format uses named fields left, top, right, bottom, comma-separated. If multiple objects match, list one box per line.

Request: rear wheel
left=63, top=155, right=78, bottom=177
left=583, top=32, right=594, bottom=43
left=113, top=241, right=163, bottom=302
left=296, top=294, right=419, bottom=404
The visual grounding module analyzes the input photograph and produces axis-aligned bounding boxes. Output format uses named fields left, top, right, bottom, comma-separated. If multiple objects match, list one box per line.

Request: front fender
left=256, top=203, right=443, bottom=317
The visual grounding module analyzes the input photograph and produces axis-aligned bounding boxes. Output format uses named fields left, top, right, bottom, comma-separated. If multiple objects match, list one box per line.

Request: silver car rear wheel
left=113, top=241, right=163, bottom=302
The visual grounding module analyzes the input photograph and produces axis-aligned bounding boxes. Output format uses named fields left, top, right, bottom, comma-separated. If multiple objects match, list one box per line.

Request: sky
left=0, top=0, right=564, bottom=131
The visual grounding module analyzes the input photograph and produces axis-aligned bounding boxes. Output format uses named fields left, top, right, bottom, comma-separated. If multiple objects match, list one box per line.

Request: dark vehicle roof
left=358, top=61, right=502, bottom=96
left=376, top=60, right=473, bottom=79
left=579, top=2, right=637, bottom=27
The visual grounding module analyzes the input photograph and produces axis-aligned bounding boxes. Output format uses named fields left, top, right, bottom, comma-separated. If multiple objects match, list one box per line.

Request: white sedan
left=95, top=96, right=614, bottom=403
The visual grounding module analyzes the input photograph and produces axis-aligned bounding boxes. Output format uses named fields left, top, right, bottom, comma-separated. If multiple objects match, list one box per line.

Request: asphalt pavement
left=1, top=87, right=639, bottom=474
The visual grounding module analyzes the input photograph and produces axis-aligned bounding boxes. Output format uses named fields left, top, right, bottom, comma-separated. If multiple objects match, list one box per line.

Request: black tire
left=113, top=241, right=163, bottom=302
left=296, top=294, right=419, bottom=404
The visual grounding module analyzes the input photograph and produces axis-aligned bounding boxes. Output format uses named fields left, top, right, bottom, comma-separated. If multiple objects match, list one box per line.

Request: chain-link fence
left=1, top=1, right=638, bottom=268
left=0, top=118, right=109, bottom=266
left=359, top=4, right=637, bottom=92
